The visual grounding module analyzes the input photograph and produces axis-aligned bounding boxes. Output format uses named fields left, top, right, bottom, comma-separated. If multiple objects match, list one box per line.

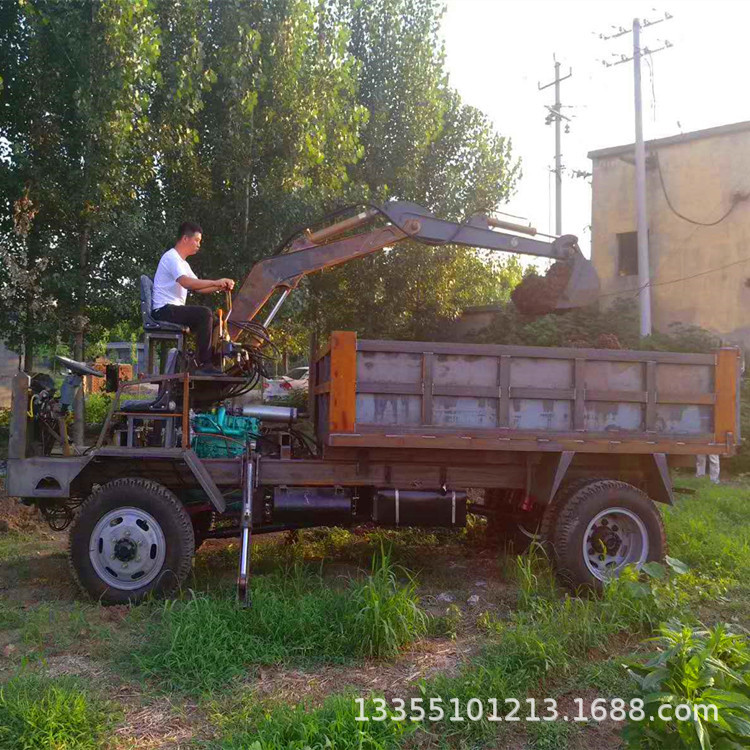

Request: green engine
left=191, top=406, right=260, bottom=458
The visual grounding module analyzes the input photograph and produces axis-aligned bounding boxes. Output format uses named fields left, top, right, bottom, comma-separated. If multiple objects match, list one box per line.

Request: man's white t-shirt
left=152, top=248, right=197, bottom=310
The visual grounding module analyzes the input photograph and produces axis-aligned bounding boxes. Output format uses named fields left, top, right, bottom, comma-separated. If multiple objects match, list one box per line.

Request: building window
left=617, top=232, right=639, bottom=277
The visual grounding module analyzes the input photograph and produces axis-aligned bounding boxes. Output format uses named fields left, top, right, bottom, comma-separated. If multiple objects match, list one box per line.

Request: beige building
left=589, top=120, right=750, bottom=350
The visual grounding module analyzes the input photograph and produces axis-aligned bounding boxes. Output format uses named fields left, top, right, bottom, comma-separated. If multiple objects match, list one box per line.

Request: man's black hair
left=177, top=221, right=203, bottom=241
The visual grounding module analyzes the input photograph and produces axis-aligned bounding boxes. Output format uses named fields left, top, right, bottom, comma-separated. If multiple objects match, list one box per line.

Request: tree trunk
left=22, top=232, right=39, bottom=372
left=73, top=226, right=90, bottom=447
left=22, top=308, right=34, bottom=373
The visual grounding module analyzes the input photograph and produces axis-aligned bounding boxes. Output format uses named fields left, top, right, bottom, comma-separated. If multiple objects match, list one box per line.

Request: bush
left=466, top=297, right=720, bottom=354
left=623, top=621, right=750, bottom=749
left=84, top=393, right=112, bottom=425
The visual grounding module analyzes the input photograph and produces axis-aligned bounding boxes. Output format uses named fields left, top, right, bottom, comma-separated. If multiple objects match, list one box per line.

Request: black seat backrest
left=140, top=275, right=186, bottom=332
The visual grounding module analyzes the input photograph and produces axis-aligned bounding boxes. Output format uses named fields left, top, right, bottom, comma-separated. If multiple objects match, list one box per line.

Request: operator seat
left=140, top=275, right=188, bottom=374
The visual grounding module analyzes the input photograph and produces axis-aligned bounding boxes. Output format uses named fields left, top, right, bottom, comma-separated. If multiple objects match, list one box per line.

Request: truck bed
left=312, top=332, right=741, bottom=457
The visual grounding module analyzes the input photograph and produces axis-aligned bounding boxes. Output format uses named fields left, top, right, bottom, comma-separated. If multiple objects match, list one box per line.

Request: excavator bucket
left=554, top=249, right=601, bottom=309
left=511, top=243, right=600, bottom=316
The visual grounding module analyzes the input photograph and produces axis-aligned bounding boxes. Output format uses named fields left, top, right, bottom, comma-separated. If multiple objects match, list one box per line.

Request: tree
left=0, top=0, right=161, bottom=442
left=302, top=0, right=522, bottom=341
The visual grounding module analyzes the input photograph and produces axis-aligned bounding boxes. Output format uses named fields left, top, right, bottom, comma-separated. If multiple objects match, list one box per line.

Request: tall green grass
left=208, top=693, right=414, bottom=750
left=663, top=479, right=750, bottom=580
left=0, top=675, right=109, bottom=750
left=133, top=553, right=428, bottom=693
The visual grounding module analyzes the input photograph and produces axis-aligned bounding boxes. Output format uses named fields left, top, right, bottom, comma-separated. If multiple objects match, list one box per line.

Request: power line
left=656, top=156, right=750, bottom=226
left=598, top=252, right=750, bottom=300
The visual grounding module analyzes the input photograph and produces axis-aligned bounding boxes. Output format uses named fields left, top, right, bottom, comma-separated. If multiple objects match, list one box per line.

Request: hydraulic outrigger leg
left=237, top=451, right=254, bottom=606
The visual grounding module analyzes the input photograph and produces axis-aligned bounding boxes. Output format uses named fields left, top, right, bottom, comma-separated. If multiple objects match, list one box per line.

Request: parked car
left=262, top=366, right=309, bottom=400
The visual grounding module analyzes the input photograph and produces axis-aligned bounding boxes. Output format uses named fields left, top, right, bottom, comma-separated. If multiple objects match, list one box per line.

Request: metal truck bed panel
left=312, top=332, right=740, bottom=455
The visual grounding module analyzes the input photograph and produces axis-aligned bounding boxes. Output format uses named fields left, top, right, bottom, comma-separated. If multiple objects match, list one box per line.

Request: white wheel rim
left=582, top=507, right=649, bottom=581
left=89, top=507, right=167, bottom=591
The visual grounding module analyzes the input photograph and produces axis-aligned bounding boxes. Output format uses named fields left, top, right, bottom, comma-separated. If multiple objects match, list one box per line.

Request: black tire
left=68, top=478, right=195, bottom=605
left=539, top=477, right=601, bottom=553
left=549, top=479, right=665, bottom=590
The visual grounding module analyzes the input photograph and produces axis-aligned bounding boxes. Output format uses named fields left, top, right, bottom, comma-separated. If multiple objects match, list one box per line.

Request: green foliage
left=467, top=296, right=721, bottom=353
left=662, top=480, right=750, bottom=583
left=421, top=553, right=696, bottom=744
left=1, top=0, right=521, bottom=362
left=350, top=548, right=428, bottom=658
left=0, top=674, right=110, bottom=750
left=623, top=622, right=750, bottom=749
left=208, top=692, right=414, bottom=750
left=84, top=393, right=112, bottom=425
left=132, top=554, right=428, bottom=693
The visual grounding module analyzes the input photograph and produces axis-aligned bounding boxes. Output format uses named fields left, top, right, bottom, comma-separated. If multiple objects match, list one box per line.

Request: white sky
left=442, top=0, right=750, bottom=257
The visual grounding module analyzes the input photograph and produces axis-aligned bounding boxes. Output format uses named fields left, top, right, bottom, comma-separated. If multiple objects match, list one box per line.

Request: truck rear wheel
left=68, top=478, right=195, bottom=605
left=548, top=480, right=665, bottom=589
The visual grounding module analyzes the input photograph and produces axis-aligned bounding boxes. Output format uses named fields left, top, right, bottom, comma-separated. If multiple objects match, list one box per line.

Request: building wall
left=591, top=126, right=750, bottom=350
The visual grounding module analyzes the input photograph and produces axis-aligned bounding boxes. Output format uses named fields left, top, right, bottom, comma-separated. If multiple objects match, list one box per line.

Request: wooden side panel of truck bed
left=312, top=333, right=741, bottom=456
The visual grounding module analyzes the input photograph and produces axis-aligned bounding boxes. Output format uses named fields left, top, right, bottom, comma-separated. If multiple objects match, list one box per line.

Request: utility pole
left=539, top=58, right=572, bottom=236
left=633, top=19, right=651, bottom=336
left=601, top=13, right=672, bottom=337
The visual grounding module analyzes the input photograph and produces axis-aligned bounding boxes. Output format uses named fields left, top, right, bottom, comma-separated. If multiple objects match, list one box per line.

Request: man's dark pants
left=152, top=304, right=214, bottom=365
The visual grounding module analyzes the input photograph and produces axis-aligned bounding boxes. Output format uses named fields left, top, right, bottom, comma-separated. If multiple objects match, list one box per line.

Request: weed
left=350, top=548, right=427, bottom=658
left=428, top=603, right=463, bottom=639
left=623, top=621, right=750, bottom=749
left=133, top=553, right=428, bottom=693
left=663, top=480, right=750, bottom=581
left=0, top=674, right=110, bottom=750
left=0, top=601, right=24, bottom=631
left=528, top=718, right=576, bottom=749
left=208, top=692, right=414, bottom=749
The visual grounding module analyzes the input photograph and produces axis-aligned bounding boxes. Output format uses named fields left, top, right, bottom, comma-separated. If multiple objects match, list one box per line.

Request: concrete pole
left=554, top=61, right=562, bottom=236
left=633, top=18, right=652, bottom=336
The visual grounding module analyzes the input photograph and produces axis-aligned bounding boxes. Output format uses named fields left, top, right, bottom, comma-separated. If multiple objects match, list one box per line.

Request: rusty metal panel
left=584, top=402, right=644, bottom=432
left=654, top=404, right=713, bottom=434
left=510, top=398, right=571, bottom=430
left=585, top=361, right=644, bottom=390
left=356, top=394, right=422, bottom=425
left=339, top=337, right=732, bottom=453
left=433, top=396, right=498, bottom=427
left=434, top=354, right=497, bottom=387
left=357, top=351, right=422, bottom=384
left=510, top=358, right=572, bottom=388
left=656, top=363, right=712, bottom=394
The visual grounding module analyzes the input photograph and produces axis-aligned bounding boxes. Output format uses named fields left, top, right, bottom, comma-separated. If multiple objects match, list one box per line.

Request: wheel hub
left=89, top=507, right=167, bottom=591
left=589, top=527, right=622, bottom=556
left=582, top=507, right=649, bottom=581
left=113, top=538, right=137, bottom=562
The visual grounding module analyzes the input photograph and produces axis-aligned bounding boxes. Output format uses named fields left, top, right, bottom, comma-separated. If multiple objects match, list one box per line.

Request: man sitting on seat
left=152, top=221, right=235, bottom=375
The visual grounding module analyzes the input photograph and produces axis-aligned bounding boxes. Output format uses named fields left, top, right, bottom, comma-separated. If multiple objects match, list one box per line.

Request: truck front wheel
left=68, top=478, right=195, bottom=605
left=549, top=480, right=665, bottom=589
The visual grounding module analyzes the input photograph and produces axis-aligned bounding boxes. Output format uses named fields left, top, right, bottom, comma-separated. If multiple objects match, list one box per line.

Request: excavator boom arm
left=226, top=201, right=598, bottom=341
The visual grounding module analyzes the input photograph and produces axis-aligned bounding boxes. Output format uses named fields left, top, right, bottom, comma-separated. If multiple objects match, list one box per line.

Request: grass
left=1, top=479, right=749, bottom=749
left=131, top=551, right=428, bottom=693
left=663, top=477, right=750, bottom=580
left=0, top=674, right=110, bottom=750
left=207, top=692, right=415, bottom=749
